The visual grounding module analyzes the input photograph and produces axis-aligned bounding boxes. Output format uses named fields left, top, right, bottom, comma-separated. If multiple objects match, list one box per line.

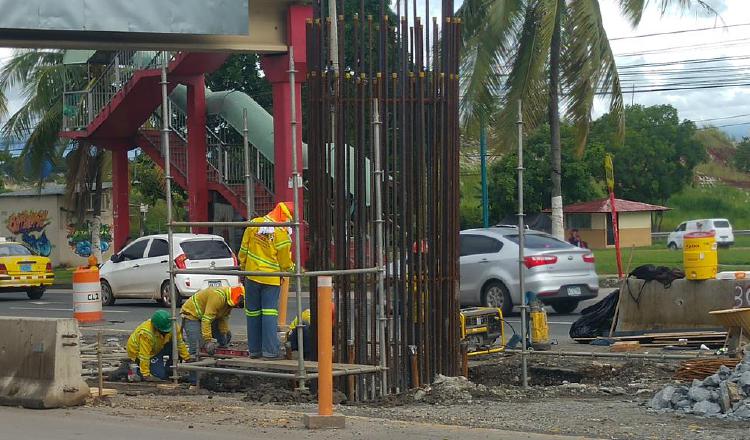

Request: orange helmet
left=229, top=285, right=245, bottom=308
left=268, top=202, right=295, bottom=222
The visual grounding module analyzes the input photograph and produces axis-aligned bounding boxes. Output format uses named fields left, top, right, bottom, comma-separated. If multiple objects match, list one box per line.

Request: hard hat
left=229, top=285, right=245, bottom=308
left=151, top=310, right=172, bottom=333
left=281, top=201, right=294, bottom=220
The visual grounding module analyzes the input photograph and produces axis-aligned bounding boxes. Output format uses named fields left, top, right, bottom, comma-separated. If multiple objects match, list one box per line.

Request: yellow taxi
left=0, top=238, right=54, bottom=299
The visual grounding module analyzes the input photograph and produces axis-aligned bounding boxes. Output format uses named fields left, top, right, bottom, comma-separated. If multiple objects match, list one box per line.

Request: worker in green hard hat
left=126, top=310, right=191, bottom=381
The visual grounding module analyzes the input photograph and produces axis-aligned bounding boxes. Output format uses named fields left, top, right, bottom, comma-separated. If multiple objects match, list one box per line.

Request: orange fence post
left=303, top=276, right=345, bottom=429
left=278, top=277, right=290, bottom=329
left=318, top=275, right=333, bottom=416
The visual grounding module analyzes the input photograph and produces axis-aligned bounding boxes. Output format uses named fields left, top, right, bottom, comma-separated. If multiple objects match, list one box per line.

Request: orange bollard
left=72, top=259, right=103, bottom=323
left=317, top=276, right=333, bottom=416
left=303, top=276, right=345, bottom=429
left=278, top=277, right=290, bottom=328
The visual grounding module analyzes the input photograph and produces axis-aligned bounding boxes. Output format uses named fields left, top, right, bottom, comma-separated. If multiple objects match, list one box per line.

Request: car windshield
left=180, top=240, right=232, bottom=260
left=505, top=234, right=571, bottom=250
left=714, top=221, right=730, bottom=228
left=0, top=243, right=33, bottom=257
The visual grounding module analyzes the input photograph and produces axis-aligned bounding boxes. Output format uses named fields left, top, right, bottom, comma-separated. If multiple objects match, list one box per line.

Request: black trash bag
left=569, top=289, right=619, bottom=340
left=626, top=264, right=686, bottom=306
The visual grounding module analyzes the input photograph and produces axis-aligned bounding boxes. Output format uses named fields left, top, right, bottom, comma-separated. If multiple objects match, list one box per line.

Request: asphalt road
left=0, top=288, right=608, bottom=342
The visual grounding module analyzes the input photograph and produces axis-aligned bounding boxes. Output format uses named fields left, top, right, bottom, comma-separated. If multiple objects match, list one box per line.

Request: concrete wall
left=619, top=211, right=650, bottom=229
left=578, top=229, right=606, bottom=249
left=616, top=278, right=750, bottom=333
left=0, top=317, right=89, bottom=408
left=0, top=192, right=114, bottom=267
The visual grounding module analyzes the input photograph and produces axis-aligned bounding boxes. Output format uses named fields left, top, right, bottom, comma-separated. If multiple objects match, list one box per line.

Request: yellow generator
left=460, top=307, right=505, bottom=356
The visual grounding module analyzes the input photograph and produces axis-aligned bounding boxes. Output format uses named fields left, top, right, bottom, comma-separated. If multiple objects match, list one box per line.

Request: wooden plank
left=89, top=387, right=117, bottom=398
left=216, top=357, right=376, bottom=373
left=611, top=341, right=641, bottom=352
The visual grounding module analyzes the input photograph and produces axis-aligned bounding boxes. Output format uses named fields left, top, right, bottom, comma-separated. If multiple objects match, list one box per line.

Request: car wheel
left=101, top=280, right=115, bottom=306
left=551, top=299, right=579, bottom=315
left=26, top=287, right=45, bottom=300
left=159, top=281, right=182, bottom=308
left=667, top=242, right=678, bottom=251
left=482, top=281, right=512, bottom=316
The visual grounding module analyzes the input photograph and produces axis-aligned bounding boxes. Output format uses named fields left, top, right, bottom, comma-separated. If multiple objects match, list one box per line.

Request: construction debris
left=650, top=352, right=750, bottom=419
left=675, top=358, right=742, bottom=381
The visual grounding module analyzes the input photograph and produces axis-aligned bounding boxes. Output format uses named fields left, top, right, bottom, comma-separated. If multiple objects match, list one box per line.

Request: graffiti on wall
left=5, top=210, right=52, bottom=256
left=67, top=222, right=112, bottom=258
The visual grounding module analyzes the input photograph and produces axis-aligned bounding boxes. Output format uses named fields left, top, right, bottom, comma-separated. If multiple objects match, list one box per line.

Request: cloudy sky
left=1, top=0, right=749, bottom=137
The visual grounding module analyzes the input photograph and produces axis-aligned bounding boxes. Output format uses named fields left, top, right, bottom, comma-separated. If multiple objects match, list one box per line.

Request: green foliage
left=661, top=184, right=750, bottom=231
left=733, top=138, right=750, bottom=173
left=460, top=168, right=483, bottom=229
left=487, top=123, right=606, bottom=221
left=129, top=154, right=187, bottom=236
left=590, top=104, right=706, bottom=204
left=206, top=54, right=273, bottom=113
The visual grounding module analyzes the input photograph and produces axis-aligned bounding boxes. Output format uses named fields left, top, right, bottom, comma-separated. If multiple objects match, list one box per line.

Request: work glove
left=203, top=339, right=218, bottom=356
left=219, top=332, right=232, bottom=347
left=144, top=375, right=163, bottom=383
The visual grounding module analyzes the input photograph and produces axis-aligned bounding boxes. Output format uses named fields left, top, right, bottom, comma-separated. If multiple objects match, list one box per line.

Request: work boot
left=108, top=360, right=131, bottom=382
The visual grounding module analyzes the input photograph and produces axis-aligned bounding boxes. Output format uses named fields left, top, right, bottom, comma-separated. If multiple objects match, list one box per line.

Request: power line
left=609, top=22, right=750, bottom=41
left=698, top=121, right=750, bottom=130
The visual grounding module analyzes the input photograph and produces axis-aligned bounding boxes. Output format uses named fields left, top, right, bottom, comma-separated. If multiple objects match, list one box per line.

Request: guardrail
left=652, top=230, right=750, bottom=239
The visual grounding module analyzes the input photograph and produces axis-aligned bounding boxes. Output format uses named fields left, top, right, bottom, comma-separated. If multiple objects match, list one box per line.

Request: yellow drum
left=684, top=231, right=718, bottom=280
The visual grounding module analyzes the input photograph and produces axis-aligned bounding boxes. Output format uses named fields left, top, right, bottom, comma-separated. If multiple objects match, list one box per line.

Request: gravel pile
left=650, top=353, right=750, bottom=420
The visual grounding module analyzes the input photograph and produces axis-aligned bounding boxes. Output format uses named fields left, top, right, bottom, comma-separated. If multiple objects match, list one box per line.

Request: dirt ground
left=88, top=353, right=750, bottom=439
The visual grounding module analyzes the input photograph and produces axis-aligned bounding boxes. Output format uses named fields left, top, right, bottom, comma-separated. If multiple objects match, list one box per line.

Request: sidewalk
left=0, top=405, right=598, bottom=440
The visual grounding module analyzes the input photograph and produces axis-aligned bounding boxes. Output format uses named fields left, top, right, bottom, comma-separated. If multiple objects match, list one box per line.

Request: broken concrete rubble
left=650, top=354, right=750, bottom=420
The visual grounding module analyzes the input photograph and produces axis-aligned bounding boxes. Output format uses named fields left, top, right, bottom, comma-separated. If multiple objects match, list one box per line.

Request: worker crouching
left=126, top=310, right=191, bottom=381
left=181, top=284, right=245, bottom=357
left=286, top=303, right=335, bottom=360
left=239, top=202, right=295, bottom=360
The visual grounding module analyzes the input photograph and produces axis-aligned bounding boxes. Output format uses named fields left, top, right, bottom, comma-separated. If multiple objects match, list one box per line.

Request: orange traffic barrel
left=72, top=263, right=103, bottom=323
left=684, top=231, right=718, bottom=281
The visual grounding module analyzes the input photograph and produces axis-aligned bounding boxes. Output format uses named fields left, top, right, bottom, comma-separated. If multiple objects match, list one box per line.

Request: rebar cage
left=306, top=0, right=462, bottom=396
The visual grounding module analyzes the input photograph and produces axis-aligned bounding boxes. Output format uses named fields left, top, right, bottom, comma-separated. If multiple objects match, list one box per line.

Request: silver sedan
left=460, top=227, right=599, bottom=315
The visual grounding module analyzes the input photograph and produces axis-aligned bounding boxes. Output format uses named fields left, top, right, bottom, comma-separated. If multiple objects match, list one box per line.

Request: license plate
left=20, top=264, right=32, bottom=272
left=567, top=286, right=582, bottom=297
left=208, top=280, right=222, bottom=287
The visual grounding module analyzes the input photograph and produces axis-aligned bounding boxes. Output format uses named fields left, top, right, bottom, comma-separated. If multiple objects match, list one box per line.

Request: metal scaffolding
left=161, top=0, right=461, bottom=399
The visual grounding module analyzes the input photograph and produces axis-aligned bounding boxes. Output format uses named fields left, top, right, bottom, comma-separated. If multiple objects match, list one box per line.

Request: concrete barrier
left=616, top=278, right=750, bottom=333
left=0, top=317, right=89, bottom=408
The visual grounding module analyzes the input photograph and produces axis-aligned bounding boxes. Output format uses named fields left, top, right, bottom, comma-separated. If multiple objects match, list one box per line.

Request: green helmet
left=151, top=310, right=172, bottom=333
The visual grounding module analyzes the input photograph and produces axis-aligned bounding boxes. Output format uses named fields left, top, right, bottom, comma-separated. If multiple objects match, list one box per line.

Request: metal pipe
left=170, top=221, right=296, bottom=228
left=161, top=64, right=179, bottom=384
left=288, top=46, right=307, bottom=391
left=372, top=98, right=387, bottom=396
left=517, top=99, right=528, bottom=389
left=502, top=349, right=718, bottom=361
left=174, top=267, right=382, bottom=277
left=242, top=108, right=254, bottom=218
left=97, top=331, right=103, bottom=397
left=178, top=364, right=298, bottom=379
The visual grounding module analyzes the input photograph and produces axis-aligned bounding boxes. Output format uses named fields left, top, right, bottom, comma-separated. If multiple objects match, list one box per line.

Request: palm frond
left=618, top=0, right=718, bottom=26
left=563, top=0, right=624, bottom=153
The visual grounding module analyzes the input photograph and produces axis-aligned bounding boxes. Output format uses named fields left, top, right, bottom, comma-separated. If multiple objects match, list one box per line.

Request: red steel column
left=111, top=147, right=130, bottom=252
left=186, top=76, right=209, bottom=234
left=262, top=4, right=311, bottom=262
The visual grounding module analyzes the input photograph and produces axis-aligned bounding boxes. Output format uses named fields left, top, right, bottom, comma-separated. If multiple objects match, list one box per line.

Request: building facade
left=0, top=184, right=114, bottom=267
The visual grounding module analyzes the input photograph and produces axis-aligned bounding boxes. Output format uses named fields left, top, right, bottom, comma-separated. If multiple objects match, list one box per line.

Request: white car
left=99, top=234, right=240, bottom=306
left=667, top=218, right=734, bottom=249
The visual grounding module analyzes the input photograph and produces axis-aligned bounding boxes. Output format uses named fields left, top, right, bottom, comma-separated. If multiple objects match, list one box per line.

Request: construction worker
left=286, top=303, right=335, bottom=360
left=126, top=310, right=190, bottom=381
left=181, top=284, right=245, bottom=357
left=239, top=201, right=295, bottom=360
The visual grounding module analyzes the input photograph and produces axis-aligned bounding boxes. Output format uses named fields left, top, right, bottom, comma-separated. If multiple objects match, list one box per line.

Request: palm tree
left=0, top=49, right=108, bottom=263
left=459, top=0, right=713, bottom=239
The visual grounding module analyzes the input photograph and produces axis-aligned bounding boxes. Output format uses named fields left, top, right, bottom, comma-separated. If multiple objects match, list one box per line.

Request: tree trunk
left=548, top=1, right=564, bottom=240
left=91, top=154, right=104, bottom=264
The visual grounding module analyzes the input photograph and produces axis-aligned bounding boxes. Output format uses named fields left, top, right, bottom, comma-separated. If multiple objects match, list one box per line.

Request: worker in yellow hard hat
left=239, top=201, right=295, bottom=359
left=126, top=310, right=191, bottom=381
left=181, top=284, right=245, bottom=357
left=286, top=303, right=335, bottom=360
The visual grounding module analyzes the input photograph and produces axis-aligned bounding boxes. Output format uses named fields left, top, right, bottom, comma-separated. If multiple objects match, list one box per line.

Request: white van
left=667, top=218, right=734, bottom=249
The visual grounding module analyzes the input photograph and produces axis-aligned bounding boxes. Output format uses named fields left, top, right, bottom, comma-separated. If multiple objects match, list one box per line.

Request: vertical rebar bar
left=161, top=64, right=178, bottom=384
left=288, top=46, right=307, bottom=391
left=517, top=99, right=528, bottom=389
left=242, top=108, right=254, bottom=218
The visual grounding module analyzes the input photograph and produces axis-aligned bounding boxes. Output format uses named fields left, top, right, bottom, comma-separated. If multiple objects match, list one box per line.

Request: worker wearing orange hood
left=238, top=202, right=295, bottom=359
